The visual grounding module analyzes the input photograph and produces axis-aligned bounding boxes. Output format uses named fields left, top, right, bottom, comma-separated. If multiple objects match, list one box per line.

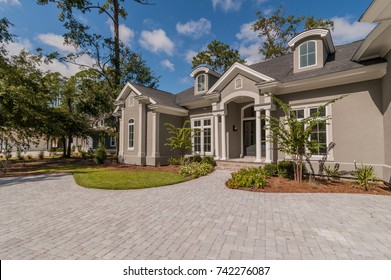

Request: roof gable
left=206, top=62, right=275, bottom=94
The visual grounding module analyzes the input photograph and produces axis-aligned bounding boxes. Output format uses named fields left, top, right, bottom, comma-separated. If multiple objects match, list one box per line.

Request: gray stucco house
left=114, top=0, right=391, bottom=183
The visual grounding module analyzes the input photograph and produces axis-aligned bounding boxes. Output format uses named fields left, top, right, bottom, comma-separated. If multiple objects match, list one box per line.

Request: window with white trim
left=128, top=119, right=134, bottom=149
left=290, top=106, right=329, bottom=156
left=197, top=74, right=206, bottom=93
left=235, top=77, right=243, bottom=89
left=110, top=137, right=116, bottom=147
left=299, top=41, right=316, bottom=68
left=128, top=96, right=134, bottom=107
left=192, top=118, right=212, bottom=154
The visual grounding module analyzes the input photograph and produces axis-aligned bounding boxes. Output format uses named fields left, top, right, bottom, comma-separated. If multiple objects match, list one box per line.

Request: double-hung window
left=128, top=119, right=134, bottom=149
left=192, top=118, right=212, bottom=154
left=299, top=41, right=316, bottom=68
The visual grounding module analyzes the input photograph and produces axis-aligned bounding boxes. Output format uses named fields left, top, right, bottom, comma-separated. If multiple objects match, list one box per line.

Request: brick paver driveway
left=1, top=171, right=391, bottom=260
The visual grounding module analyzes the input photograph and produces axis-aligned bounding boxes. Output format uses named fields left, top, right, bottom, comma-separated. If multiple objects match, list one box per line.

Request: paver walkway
left=1, top=171, right=391, bottom=260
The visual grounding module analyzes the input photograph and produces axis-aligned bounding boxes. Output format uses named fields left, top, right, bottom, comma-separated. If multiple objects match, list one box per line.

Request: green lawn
left=2, top=159, right=188, bottom=190
left=73, top=169, right=189, bottom=190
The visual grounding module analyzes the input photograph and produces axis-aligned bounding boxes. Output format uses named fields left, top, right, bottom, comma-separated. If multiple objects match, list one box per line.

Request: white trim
left=289, top=103, right=334, bottom=160
left=240, top=103, right=256, bottom=158
left=288, top=29, right=335, bottom=54
left=235, top=77, right=243, bottom=89
left=298, top=40, right=317, bottom=69
left=220, top=90, right=261, bottom=109
left=214, top=115, right=220, bottom=159
left=109, top=136, right=116, bottom=147
left=127, top=118, right=135, bottom=151
left=128, top=96, right=134, bottom=107
left=190, top=116, right=213, bottom=156
left=360, top=0, right=391, bottom=22
left=148, top=104, right=188, bottom=116
left=190, top=66, right=222, bottom=78
left=196, top=73, right=207, bottom=94
left=207, top=62, right=275, bottom=94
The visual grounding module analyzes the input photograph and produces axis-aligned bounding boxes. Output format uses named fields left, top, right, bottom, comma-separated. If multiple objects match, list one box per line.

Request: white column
left=119, top=109, right=124, bottom=158
left=221, top=114, right=227, bottom=160
left=138, top=103, right=146, bottom=159
left=151, top=112, right=160, bottom=158
left=265, top=108, right=272, bottom=163
left=255, top=110, right=262, bottom=163
left=214, top=115, right=220, bottom=159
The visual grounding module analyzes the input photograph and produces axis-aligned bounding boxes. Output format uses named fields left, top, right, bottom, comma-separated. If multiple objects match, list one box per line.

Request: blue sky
left=1, top=0, right=375, bottom=93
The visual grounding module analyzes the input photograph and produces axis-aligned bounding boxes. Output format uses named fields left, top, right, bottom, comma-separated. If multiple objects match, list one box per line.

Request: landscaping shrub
left=277, top=160, right=294, bottom=179
left=201, top=156, right=216, bottom=166
left=80, top=150, right=88, bottom=159
left=168, top=157, right=182, bottom=166
left=186, top=155, right=202, bottom=163
left=94, top=143, right=107, bottom=164
left=354, top=164, right=377, bottom=191
left=263, top=163, right=278, bottom=177
left=26, top=154, right=33, bottom=160
left=324, top=163, right=340, bottom=180
left=38, top=150, right=45, bottom=160
left=179, top=162, right=214, bottom=178
left=227, top=167, right=267, bottom=189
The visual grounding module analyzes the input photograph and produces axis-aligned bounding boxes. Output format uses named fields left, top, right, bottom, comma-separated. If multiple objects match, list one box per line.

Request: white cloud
left=39, top=54, right=96, bottom=77
left=139, top=29, right=174, bottom=55
left=0, top=0, right=21, bottom=6
left=176, top=18, right=212, bottom=39
left=37, top=33, right=77, bottom=53
left=4, top=38, right=33, bottom=56
left=331, top=16, right=376, bottom=45
left=239, top=43, right=263, bottom=65
left=236, top=21, right=258, bottom=42
left=236, top=21, right=263, bottom=65
left=107, top=20, right=135, bottom=46
left=185, top=49, right=198, bottom=64
left=161, top=59, right=175, bottom=72
left=211, top=0, right=243, bottom=13
left=179, top=76, right=192, bottom=85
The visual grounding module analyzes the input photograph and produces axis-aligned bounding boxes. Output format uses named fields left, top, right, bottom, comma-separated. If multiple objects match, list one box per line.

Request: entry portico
left=200, top=63, right=276, bottom=163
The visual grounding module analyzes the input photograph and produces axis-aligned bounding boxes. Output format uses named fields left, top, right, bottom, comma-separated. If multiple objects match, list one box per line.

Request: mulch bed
left=227, top=176, right=391, bottom=196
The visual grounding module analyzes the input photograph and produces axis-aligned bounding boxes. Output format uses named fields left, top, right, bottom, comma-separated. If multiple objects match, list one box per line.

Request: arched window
left=299, top=41, right=316, bottom=68
left=197, top=74, right=206, bottom=93
left=128, top=119, right=134, bottom=149
left=235, top=77, right=243, bottom=89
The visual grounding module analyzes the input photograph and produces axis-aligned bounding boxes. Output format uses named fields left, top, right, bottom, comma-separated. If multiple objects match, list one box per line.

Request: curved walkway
left=1, top=171, right=391, bottom=260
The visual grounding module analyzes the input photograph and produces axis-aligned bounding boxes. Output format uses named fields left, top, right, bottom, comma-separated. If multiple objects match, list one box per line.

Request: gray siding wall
left=277, top=79, right=385, bottom=177
left=159, top=114, right=184, bottom=163
left=382, top=51, right=391, bottom=183
left=122, top=92, right=141, bottom=165
left=220, top=74, right=261, bottom=101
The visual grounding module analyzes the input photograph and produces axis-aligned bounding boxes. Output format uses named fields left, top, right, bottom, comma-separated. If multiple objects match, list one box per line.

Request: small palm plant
left=324, top=163, right=340, bottom=181
left=354, top=164, right=377, bottom=191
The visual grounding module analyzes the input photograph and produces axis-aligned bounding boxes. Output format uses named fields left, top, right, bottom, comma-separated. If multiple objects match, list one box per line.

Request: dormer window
left=197, top=74, right=206, bottom=93
left=235, top=77, right=243, bottom=89
left=299, top=41, right=316, bottom=68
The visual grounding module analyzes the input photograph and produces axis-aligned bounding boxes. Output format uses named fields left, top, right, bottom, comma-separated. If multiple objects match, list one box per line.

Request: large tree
left=191, top=40, right=245, bottom=74
left=36, top=0, right=158, bottom=94
left=252, top=5, right=334, bottom=59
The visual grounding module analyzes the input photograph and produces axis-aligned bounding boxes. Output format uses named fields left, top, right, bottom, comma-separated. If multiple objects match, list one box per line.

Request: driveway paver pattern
left=1, top=171, right=391, bottom=260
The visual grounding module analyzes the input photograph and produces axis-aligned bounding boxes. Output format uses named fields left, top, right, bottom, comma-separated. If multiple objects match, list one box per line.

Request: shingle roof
left=175, top=86, right=202, bottom=105
left=128, top=40, right=386, bottom=109
left=130, top=83, right=184, bottom=110
left=248, top=40, right=385, bottom=83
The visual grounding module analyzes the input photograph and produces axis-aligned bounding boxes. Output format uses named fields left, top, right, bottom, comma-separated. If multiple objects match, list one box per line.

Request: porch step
left=216, top=160, right=264, bottom=171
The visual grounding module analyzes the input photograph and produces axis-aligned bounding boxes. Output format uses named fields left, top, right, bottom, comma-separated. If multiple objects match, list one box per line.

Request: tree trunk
left=113, top=0, right=121, bottom=90
left=66, top=135, right=72, bottom=158
left=62, top=136, right=66, bottom=158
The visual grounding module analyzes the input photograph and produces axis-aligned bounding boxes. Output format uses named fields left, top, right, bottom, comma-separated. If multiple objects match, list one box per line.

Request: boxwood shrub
left=263, top=163, right=278, bottom=177
left=227, top=167, right=267, bottom=189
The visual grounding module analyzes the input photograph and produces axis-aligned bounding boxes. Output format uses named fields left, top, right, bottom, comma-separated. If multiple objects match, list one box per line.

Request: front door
left=243, top=120, right=256, bottom=156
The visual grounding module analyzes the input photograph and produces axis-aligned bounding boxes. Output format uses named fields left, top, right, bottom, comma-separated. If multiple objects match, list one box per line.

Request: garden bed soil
left=227, top=176, right=391, bottom=196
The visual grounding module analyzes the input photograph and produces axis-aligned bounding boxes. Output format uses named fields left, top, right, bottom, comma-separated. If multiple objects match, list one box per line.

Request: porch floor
left=216, top=157, right=266, bottom=171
